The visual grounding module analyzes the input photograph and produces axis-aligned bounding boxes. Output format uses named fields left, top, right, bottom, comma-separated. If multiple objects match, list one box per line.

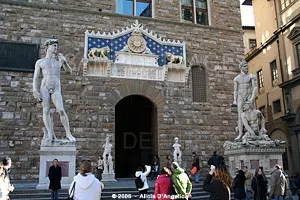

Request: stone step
left=9, top=181, right=230, bottom=200
left=10, top=190, right=211, bottom=200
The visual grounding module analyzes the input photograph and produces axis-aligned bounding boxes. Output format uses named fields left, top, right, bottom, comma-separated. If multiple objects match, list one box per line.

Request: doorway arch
left=115, top=95, right=158, bottom=178
left=270, top=129, right=290, bottom=172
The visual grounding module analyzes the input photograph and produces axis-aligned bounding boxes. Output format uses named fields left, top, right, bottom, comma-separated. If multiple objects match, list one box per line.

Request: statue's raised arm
left=58, top=53, right=72, bottom=73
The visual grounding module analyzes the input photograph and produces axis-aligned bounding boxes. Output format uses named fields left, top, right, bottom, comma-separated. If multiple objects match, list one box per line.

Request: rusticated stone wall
left=0, top=1, right=243, bottom=181
left=8, top=0, right=242, bottom=31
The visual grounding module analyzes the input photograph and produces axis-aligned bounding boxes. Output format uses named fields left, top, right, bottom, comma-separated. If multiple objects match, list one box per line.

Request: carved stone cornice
left=224, top=147, right=285, bottom=156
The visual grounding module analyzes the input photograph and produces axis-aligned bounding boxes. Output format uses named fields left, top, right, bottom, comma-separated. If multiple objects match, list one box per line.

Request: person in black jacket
left=203, top=164, right=232, bottom=200
left=251, top=168, right=268, bottom=200
left=48, top=159, right=62, bottom=200
left=208, top=151, right=225, bottom=168
left=233, top=170, right=246, bottom=200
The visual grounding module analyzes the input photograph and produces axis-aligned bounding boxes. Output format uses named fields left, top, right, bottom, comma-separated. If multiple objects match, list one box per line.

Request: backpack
left=135, top=175, right=144, bottom=189
left=169, top=178, right=178, bottom=195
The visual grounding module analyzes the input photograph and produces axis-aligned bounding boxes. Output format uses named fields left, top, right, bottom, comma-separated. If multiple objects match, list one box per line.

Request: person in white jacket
left=69, top=160, right=104, bottom=200
left=135, top=165, right=151, bottom=200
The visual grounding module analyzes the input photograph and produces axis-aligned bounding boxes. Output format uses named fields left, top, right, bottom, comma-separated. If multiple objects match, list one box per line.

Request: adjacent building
left=243, top=0, right=300, bottom=175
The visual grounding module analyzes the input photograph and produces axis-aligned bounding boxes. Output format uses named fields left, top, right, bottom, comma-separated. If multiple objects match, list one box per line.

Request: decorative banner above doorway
left=82, top=20, right=189, bottom=82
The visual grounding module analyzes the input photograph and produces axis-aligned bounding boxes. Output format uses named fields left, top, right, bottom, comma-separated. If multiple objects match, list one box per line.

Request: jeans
left=273, top=195, right=284, bottom=200
left=51, top=190, right=58, bottom=200
left=97, top=169, right=103, bottom=180
left=195, top=170, right=200, bottom=183
left=245, top=187, right=250, bottom=200
left=151, top=166, right=160, bottom=180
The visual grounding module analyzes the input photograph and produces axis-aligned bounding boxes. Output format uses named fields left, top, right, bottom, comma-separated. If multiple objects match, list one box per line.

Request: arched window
left=191, top=65, right=207, bottom=102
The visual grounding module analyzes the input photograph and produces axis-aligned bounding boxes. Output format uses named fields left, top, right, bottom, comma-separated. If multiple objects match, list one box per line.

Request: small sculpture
left=166, top=52, right=184, bottom=65
left=102, top=135, right=113, bottom=158
left=102, top=135, right=114, bottom=174
left=33, top=39, right=76, bottom=144
left=232, top=61, right=257, bottom=141
left=173, top=137, right=182, bottom=165
left=88, top=46, right=110, bottom=59
left=108, top=155, right=114, bottom=173
left=103, top=156, right=108, bottom=174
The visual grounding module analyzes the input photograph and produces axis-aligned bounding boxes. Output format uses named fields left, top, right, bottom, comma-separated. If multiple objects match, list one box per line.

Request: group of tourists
left=4, top=152, right=299, bottom=200
left=232, top=164, right=289, bottom=200
left=134, top=151, right=223, bottom=200
left=135, top=162, right=192, bottom=200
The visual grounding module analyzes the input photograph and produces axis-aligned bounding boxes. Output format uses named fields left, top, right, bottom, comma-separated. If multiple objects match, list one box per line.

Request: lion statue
left=88, top=46, right=110, bottom=59
left=165, top=52, right=184, bottom=65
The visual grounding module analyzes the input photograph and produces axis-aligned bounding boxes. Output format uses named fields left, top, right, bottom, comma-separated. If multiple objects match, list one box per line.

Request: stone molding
left=225, top=147, right=286, bottom=156
left=106, top=80, right=164, bottom=108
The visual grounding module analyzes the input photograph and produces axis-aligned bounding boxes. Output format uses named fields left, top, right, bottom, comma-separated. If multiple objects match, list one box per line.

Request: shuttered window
left=192, top=65, right=207, bottom=102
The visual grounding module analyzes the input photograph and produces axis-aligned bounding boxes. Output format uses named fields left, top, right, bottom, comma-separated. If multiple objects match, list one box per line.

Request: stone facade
left=0, top=0, right=243, bottom=180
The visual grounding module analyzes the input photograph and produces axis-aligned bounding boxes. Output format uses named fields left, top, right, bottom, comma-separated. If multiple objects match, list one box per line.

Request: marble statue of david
left=33, top=39, right=76, bottom=143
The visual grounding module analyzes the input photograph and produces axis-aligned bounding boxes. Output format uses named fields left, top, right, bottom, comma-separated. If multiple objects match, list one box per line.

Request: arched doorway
left=115, top=95, right=157, bottom=178
left=270, top=129, right=290, bottom=173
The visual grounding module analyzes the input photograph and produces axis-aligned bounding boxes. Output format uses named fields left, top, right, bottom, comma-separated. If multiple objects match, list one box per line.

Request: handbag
left=226, top=185, right=231, bottom=200
left=66, top=182, right=76, bottom=200
left=190, top=167, right=197, bottom=175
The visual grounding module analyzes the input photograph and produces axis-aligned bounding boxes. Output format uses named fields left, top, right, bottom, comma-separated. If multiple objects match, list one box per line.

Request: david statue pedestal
left=34, top=39, right=77, bottom=189
left=225, top=61, right=286, bottom=177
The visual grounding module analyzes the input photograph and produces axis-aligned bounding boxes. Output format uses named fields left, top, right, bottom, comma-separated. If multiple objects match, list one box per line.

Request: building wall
left=246, top=0, right=300, bottom=175
left=291, top=85, right=300, bottom=113
left=7, top=0, right=242, bottom=31
left=0, top=2, right=243, bottom=180
left=247, top=42, right=284, bottom=121
left=243, top=28, right=256, bottom=54
left=252, top=0, right=277, bottom=45
left=281, top=19, right=300, bottom=80
left=279, top=0, right=300, bottom=25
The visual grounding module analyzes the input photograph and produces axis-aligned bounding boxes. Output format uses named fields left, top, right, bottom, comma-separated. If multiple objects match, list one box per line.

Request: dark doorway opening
left=115, top=95, right=157, bottom=178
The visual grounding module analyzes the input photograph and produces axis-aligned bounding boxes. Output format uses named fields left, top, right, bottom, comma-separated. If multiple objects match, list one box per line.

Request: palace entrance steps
left=10, top=178, right=235, bottom=199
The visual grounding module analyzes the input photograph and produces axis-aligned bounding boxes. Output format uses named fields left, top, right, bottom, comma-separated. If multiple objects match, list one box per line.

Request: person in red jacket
left=153, top=167, right=172, bottom=200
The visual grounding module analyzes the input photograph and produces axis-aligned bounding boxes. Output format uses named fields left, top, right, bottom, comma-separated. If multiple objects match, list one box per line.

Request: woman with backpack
left=135, top=165, right=151, bottom=200
left=153, top=167, right=172, bottom=200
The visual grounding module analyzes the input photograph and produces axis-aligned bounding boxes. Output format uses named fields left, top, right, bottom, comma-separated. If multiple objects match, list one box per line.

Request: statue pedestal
left=101, top=173, right=117, bottom=183
left=36, top=141, right=77, bottom=189
left=224, top=145, right=285, bottom=177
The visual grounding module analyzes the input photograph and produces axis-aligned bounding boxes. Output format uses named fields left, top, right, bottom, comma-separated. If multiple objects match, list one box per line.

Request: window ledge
left=292, top=67, right=300, bottom=77
left=280, top=0, right=298, bottom=15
